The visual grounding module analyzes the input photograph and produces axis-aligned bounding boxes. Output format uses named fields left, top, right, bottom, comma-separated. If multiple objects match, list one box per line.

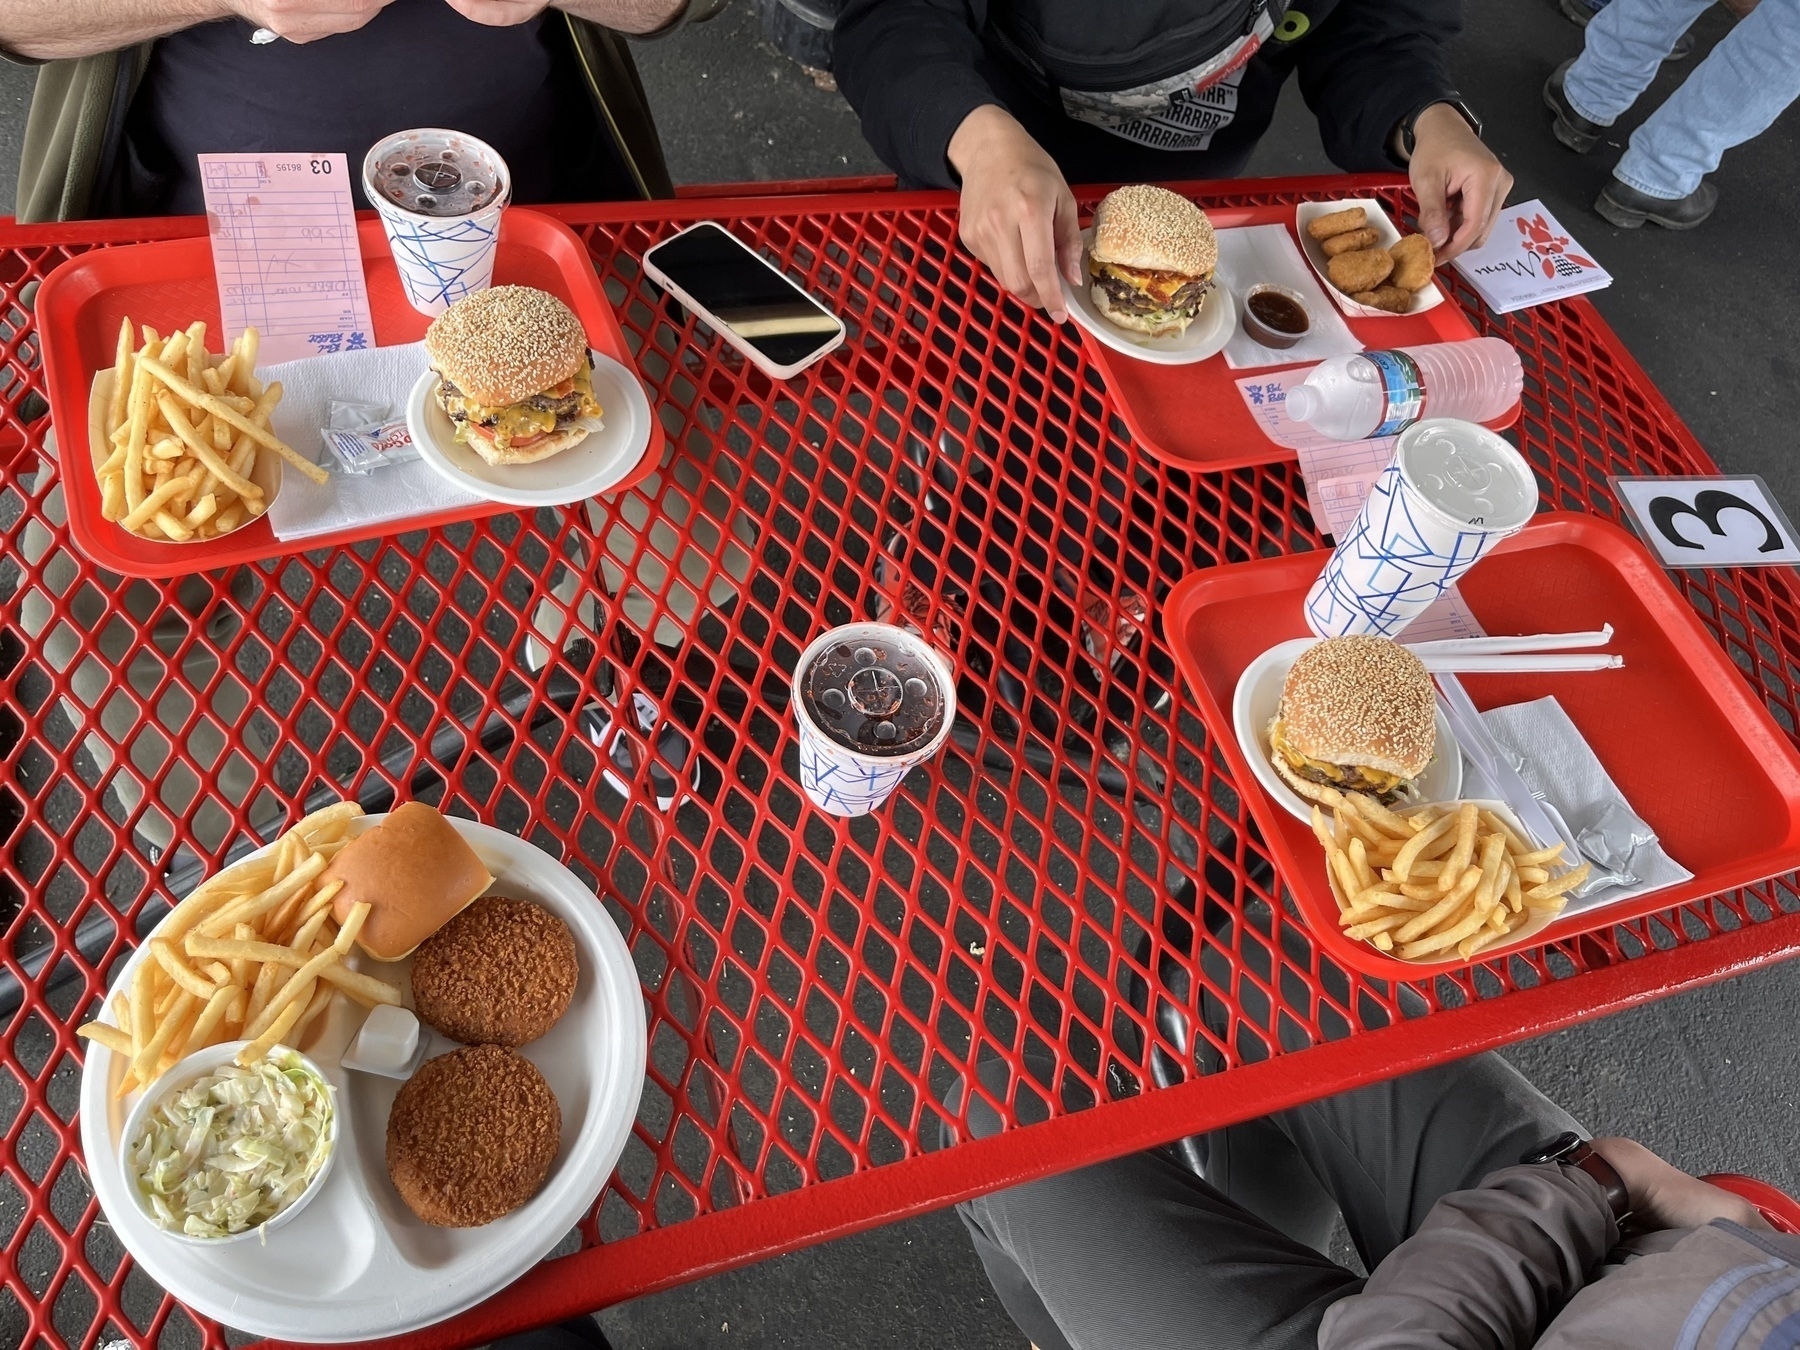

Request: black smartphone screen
left=648, top=224, right=841, bottom=368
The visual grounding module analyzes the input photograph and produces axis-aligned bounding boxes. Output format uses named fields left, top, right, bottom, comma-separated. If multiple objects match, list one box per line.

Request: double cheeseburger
left=1087, top=185, right=1218, bottom=338
left=426, top=286, right=601, bottom=465
left=1268, top=636, right=1436, bottom=807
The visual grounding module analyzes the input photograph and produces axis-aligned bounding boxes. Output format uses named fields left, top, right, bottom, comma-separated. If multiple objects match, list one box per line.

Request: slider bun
left=321, top=802, right=493, bottom=960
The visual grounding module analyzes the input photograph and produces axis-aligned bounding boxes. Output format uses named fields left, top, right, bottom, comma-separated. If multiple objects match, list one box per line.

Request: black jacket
left=834, top=0, right=1461, bottom=189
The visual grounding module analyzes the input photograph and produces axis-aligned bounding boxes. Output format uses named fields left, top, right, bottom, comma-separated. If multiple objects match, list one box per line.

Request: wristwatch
left=1521, top=1131, right=1633, bottom=1223
left=1398, top=96, right=1484, bottom=157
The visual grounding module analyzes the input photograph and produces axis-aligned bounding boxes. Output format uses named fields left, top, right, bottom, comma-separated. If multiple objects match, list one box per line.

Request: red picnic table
left=4, top=175, right=1800, bottom=1350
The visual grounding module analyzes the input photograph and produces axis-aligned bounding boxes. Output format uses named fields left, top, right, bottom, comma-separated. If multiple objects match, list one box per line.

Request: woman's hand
left=1405, top=103, right=1513, bottom=263
left=947, top=105, right=1083, bottom=322
left=1589, top=1137, right=1772, bottom=1232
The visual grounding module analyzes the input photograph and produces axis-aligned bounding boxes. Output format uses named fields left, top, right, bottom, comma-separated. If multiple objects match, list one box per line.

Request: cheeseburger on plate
left=1267, top=636, right=1436, bottom=807
left=1087, top=185, right=1219, bottom=339
left=426, top=286, right=602, bottom=465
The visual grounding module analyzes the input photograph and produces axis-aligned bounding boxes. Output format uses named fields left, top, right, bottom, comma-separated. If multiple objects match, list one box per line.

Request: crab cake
left=411, top=896, right=579, bottom=1047
left=387, top=1044, right=560, bottom=1226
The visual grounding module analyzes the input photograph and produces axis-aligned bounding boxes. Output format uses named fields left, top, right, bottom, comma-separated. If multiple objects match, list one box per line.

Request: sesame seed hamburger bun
left=1091, top=185, right=1219, bottom=277
left=1087, top=186, right=1219, bottom=339
left=426, top=287, right=603, bottom=466
left=1267, top=636, right=1436, bottom=806
left=425, top=286, right=587, bottom=408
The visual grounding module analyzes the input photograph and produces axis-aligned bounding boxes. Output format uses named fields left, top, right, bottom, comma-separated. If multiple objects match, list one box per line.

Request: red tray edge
left=1162, top=512, right=1800, bottom=981
left=38, top=209, right=659, bottom=579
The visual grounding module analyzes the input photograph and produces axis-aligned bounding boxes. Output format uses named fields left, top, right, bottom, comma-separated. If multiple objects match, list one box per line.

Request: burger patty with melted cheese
left=1089, top=258, right=1214, bottom=318
left=1268, top=718, right=1412, bottom=802
left=438, top=357, right=600, bottom=452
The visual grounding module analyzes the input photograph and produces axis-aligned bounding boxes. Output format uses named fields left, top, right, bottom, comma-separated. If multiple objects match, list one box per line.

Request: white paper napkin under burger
left=1213, top=223, right=1362, bottom=370
left=263, top=342, right=483, bottom=542
left=1459, top=695, right=1692, bottom=914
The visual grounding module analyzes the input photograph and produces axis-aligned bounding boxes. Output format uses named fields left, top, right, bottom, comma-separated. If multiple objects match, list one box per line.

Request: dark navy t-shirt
left=110, top=0, right=627, bottom=216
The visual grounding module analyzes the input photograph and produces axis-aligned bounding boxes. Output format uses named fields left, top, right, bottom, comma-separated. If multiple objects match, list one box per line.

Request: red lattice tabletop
left=5, top=177, right=1800, bottom=1350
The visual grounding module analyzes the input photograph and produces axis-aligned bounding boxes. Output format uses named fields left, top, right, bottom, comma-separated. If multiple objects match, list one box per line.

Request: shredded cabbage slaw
left=128, top=1050, right=334, bottom=1239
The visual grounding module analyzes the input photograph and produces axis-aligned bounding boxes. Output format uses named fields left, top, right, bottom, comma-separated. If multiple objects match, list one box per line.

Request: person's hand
left=233, top=0, right=400, bottom=42
left=440, top=0, right=550, bottom=24
left=1406, top=102, right=1513, bottom=263
left=947, top=105, right=1083, bottom=322
left=1589, top=1137, right=1773, bottom=1232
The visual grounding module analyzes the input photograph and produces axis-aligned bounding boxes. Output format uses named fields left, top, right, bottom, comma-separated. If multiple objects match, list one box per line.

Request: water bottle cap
left=1284, top=383, right=1319, bottom=422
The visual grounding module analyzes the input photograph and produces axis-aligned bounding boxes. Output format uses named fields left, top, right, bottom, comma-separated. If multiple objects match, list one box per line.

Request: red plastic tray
left=38, top=208, right=652, bottom=578
left=1164, top=512, right=1800, bottom=980
left=1076, top=201, right=1499, bottom=473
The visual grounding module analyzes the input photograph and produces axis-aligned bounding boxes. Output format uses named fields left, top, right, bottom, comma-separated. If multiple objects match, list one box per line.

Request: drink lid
left=363, top=129, right=509, bottom=219
left=1396, top=419, right=1537, bottom=532
left=797, top=626, right=949, bottom=757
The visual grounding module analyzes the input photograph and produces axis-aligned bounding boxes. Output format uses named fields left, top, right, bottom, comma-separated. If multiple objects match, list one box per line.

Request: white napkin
left=1214, top=224, right=1362, bottom=370
left=1460, top=695, right=1692, bottom=914
left=262, top=342, right=483, bottom=542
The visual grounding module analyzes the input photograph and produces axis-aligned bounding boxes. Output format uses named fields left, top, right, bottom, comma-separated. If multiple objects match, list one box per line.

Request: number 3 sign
left=1612, top=475, right=1800, bottom=569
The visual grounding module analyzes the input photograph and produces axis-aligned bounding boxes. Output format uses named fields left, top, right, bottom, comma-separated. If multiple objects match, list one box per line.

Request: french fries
left=77, top=802, right=403, bottom=1090
left=92, top=319, right=313, bottom=543
left=1317, top=795, right=1592, bottom=964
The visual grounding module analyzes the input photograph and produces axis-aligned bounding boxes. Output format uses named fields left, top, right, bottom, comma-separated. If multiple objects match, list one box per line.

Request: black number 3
left=310, top=159, right=332, bottom=175
left=1649, top=490, right=1785, bottom=554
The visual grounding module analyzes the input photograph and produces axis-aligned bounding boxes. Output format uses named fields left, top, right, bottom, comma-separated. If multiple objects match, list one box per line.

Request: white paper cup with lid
left=791, top=622, right=957, bottom=816
left=363, top=128, right=511, bottom=316
left=1305, top=418, right=1538, bottom=638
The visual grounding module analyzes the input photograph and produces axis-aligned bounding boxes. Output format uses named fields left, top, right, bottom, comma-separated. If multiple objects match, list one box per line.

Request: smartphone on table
left=641, top=222, right=846, bottom=380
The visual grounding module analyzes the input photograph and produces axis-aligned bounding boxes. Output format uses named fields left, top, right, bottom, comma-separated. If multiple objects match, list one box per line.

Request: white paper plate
left=1294, top=199, right=1445, bottom=321
left=78, top=816, right=647, bottom=1342
left=1060, top=228, right=1237, bottom=365
left=1233, top=637, right=1462, bottom=823
left=407, top=351, right=652, bottom=507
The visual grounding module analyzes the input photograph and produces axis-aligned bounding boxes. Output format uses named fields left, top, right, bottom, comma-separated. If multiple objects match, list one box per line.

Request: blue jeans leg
left=1613, top=0, right=1800, bottom=198
left=1564, top=0, right=1715, bottom=123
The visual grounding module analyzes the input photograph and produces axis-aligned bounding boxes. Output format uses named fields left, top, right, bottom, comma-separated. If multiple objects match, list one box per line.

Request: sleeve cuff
left=900, top=71, right=1004, bottom=189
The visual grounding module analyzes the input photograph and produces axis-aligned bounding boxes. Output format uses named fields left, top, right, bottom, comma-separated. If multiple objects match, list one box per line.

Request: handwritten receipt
left=199, top=152, right=375, bottom=365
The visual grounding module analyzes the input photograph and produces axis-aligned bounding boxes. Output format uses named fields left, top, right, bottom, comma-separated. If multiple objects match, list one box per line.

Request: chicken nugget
left=1306, top=207, right=1368, bottom=241
left=1321, top=227, right=1381, bottom=257
left=1388, top=234, right=1436, bottom=291
left=1328, top=248, right=1394, bottom=294
left=1351, top=286, right=1414, bottom=314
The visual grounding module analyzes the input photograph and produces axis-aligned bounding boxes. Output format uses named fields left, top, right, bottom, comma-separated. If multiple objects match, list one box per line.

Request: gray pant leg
left=958, top=1146, right=1362, bottom=1350
left=1274, top=1051, right=1586, bottom=1269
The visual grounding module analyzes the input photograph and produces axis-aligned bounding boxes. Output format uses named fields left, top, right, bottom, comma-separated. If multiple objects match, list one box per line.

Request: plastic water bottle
left=1283, top=338, right=1524, bottom=441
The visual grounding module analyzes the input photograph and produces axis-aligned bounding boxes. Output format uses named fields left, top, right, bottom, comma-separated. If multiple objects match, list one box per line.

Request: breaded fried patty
left=411, top=895, right=578, bottom=1047
left=387, top=1044, right=560, bottom=1226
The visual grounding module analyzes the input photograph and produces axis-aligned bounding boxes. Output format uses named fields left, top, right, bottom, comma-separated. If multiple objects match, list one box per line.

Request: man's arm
left=1, top=0, right=400, bottom=59
left=833, top=0, right=999, bottom=189
left=1318, top=1164, right=1617, bottom=1350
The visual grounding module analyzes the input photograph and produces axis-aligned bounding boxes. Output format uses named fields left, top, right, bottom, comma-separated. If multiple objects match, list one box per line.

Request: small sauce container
left=1242, top=284, right=1311, bottom=350
left=341, top=1005, right=425, bottom=1079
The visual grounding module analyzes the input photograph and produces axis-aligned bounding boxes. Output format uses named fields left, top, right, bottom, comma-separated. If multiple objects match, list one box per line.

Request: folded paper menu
left=1449, top=200, right=1612, bottom=315
left=263, top=343, right=483, bottom=542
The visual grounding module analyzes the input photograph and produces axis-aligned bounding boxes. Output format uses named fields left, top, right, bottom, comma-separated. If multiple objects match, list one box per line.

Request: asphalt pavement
left=2, top=3, right=1798, bottom=1348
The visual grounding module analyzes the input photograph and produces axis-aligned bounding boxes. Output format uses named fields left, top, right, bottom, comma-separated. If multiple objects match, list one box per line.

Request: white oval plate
left=1294, top=198, right=1445, bottom=321
left=79, top=816, right=647, bottom=1343
left=1233, top=636, right=1462, bottom=823
left=1060, top=228, right=1236, bottom=366
left=407, top=351, right=652, bottom=507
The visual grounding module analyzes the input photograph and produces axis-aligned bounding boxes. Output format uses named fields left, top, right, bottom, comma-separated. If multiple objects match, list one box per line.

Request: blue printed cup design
left=792, top=624, right=955, bottom=817
left=1305, top=460, right=1520, bottom=638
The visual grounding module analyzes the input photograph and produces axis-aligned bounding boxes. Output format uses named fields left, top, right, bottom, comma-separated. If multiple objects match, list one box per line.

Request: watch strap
left=1400, top=96, right=1483, bottom=156
left=1521, top=1131, right=1632, bottom=1223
